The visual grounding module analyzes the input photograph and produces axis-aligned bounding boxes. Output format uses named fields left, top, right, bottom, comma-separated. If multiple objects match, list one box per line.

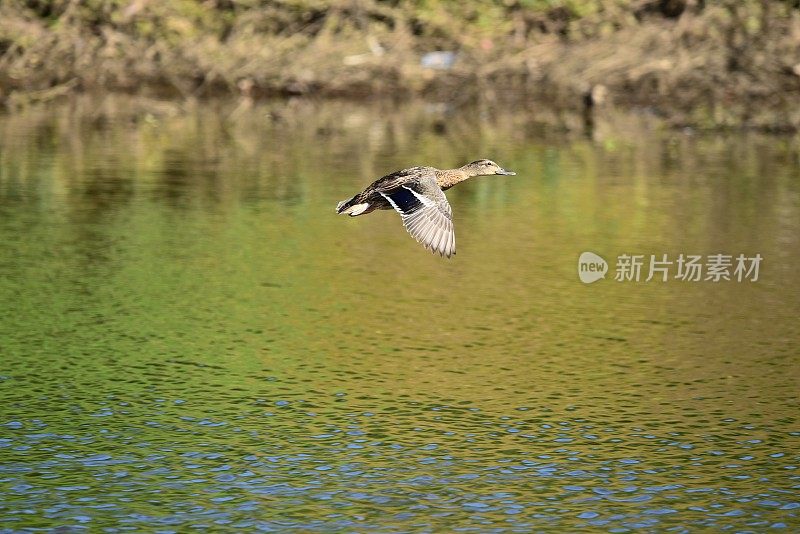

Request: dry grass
left=1, top=1, right=799, bottom=130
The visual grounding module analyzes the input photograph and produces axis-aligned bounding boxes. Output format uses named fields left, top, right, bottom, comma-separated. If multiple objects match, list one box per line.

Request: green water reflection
left=1, top=98, right=799, bottom=531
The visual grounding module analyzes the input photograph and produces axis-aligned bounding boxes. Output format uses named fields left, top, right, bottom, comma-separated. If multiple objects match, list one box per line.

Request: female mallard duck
left=336, top=159, right=515, bottom=258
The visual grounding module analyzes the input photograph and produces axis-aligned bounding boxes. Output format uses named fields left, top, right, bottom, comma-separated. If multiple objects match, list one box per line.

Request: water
left=1, top=97, right=799, bottom=532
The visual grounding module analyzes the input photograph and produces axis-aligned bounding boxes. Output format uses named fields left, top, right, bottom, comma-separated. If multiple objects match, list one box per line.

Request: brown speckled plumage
left=336, top=159, right=516, bottom=258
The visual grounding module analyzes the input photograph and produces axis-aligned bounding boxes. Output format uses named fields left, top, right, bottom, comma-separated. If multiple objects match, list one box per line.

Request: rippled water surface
left=1, top=98, right=799, bottom=532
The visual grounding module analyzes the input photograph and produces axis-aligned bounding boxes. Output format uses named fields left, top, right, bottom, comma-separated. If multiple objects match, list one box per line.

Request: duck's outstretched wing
left=379, top=180, right=455, bottom=258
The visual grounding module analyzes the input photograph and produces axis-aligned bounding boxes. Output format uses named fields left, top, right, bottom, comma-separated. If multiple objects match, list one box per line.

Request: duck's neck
left=435, top=167, right=473, bottom=190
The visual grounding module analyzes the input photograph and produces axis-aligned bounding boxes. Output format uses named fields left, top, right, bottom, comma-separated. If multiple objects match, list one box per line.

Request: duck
left=336, top=159, right=516, bottom=258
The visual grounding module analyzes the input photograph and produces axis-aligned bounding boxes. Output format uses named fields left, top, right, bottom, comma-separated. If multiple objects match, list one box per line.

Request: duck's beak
left=496, top=168, right=516, bottom=176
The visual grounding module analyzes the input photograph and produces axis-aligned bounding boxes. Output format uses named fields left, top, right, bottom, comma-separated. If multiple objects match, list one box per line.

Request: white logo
left=578, top=252, right=762, bottom=284
left=578, top=252, right=608, bottom=284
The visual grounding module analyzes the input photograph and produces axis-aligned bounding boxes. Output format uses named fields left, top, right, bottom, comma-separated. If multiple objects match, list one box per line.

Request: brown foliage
left=1, top=1, right=799, bottom=130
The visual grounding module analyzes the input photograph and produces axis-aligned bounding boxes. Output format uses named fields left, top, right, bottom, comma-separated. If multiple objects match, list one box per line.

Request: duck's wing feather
left=379, top=178, right=455, bottom=258
left=369, top=166, right=437, bottom=192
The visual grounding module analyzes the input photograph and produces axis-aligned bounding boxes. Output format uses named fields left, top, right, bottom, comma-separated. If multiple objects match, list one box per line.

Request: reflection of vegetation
left=1, top=96, right=799, bottom=418
left=2, top=97, right=799, bottom=429
left=2, top=95, right=800, bottom=533
left=2, top=95, right=798, bottom=247
left=1, top=1, right=799, bottom=130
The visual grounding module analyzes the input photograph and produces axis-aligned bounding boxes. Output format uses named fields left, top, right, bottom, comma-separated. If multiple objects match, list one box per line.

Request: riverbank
left=2, top=1, right=799, bottom=131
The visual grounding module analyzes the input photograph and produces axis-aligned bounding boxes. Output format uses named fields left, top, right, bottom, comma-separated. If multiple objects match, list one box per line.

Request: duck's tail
left=336, top=195, right=370, bottom=217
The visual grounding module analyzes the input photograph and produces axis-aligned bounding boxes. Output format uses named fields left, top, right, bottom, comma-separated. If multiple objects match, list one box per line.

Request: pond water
left=1, top=97, right=799, bottom=532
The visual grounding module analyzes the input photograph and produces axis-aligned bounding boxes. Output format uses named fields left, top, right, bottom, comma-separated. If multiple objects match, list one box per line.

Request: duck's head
left=462, top=159, right=516, bottom=177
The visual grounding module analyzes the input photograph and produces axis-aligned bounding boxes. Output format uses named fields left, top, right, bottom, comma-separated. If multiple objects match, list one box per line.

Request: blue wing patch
left=383, top=187, right=423, bottom=214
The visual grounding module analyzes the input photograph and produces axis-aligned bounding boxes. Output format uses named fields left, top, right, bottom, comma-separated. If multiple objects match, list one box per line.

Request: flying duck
left=336, top=159, right=516, bottom=258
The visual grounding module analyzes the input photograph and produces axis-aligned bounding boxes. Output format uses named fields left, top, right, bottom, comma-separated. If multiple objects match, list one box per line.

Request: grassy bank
left=1, top=1, right=800, bottom=131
